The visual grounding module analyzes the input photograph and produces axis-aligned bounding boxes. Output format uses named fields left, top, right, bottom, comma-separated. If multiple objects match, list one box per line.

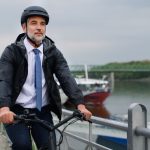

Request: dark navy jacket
left=0, top=33, right=84, bottom=120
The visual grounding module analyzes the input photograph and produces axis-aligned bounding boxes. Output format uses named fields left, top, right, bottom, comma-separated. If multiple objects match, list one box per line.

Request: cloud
left=0, top=0, right=150, bottom=64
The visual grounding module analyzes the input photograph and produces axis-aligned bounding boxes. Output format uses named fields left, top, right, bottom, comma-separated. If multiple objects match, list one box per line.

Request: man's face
left=22, top=16, right=46, bottom=45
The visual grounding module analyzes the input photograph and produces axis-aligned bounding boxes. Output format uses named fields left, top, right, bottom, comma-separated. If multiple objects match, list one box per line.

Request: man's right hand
left=0, top=107, right=16, bottom=124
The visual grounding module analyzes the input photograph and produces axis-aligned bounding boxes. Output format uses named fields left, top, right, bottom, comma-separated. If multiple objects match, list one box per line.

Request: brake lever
left=73, top=110, right=92, bottom=123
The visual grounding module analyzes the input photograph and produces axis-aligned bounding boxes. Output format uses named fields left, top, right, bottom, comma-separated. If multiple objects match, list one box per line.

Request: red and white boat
left=61, top=76, right=112, bottom=118
left=61, top=65, right=113, bottom=106
left=75, top=77, right=111, bottom=105
left=61, top=77, right=111, bottom=108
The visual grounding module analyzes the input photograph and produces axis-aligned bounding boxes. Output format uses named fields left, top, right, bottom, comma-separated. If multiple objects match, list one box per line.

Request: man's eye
left=31, top=22, right=37, bottom=25
left=41, top=22, right=46, bottom=25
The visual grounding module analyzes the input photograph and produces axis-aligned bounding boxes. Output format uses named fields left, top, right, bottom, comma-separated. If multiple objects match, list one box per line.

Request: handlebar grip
left=73, top=110, right=84, bottom=118
left=14, top=115, right=24, bottom=121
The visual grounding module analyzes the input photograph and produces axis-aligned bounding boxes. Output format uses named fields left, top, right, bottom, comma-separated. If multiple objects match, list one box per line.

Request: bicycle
left=14, top=109, right=87, bottom=150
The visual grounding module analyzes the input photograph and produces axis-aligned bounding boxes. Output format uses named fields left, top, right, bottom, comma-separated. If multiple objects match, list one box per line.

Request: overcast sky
left=0, top=0, right=150, bottom=65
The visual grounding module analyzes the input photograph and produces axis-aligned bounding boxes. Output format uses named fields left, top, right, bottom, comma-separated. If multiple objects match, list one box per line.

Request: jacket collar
left=15, top=33, right=55, bottom=54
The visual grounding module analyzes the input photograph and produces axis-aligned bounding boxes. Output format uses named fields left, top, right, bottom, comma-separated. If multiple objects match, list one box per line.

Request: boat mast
left=84, top=64, right=88, bottom=80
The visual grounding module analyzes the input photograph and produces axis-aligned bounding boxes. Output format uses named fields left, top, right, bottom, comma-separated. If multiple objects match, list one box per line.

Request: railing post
left=88, top=122, right=92, bottom=150
left=127, top=103, right=147, bottom=150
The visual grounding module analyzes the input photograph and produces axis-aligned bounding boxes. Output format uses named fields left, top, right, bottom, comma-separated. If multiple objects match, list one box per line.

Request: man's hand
left=77, top=104, right=92, bottom=121
left=0, top=107, right=16, bottom=124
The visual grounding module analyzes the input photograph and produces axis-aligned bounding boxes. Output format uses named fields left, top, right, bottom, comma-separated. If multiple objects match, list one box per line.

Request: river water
left=104, top=80, right=150, bottom=121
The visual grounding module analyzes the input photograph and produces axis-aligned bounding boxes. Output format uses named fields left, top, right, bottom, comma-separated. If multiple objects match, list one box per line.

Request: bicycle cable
left=57, top=117, right=81, bottom=149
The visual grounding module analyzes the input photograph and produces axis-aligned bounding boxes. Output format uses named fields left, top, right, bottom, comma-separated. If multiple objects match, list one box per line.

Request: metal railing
left=0, top=103, right=150, bottom=150
left=62, top=103, right=150, bottom=150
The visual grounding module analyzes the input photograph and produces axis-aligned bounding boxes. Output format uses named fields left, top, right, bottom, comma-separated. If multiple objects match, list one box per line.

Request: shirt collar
left=24, top=38, right=43, bottom=54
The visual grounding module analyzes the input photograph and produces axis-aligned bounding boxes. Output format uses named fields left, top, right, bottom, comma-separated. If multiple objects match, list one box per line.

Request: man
left=0, top=6, right=92, bottom=150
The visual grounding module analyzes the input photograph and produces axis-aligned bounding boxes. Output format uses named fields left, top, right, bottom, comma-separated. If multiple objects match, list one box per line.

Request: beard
left=27, top=32, right=45, bottom=45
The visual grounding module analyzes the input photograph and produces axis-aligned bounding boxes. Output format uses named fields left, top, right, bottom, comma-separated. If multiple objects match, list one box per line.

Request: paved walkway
left=0, top=132, right=11, bottom=150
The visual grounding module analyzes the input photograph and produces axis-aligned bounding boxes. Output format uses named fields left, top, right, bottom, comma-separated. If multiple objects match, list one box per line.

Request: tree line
left=71, top=60, right=150, bottom=80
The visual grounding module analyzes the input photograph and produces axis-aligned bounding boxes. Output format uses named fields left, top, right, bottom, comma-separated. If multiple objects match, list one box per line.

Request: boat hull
left=83, top=91, right=110, bottom=105
left=63, top=91, right=111, bottom=118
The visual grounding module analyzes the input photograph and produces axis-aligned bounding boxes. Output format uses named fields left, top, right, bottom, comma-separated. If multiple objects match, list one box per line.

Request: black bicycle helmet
left=21, top=6, right=49, bottom=25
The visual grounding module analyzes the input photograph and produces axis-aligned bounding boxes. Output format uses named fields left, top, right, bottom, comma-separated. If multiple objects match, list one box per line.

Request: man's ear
left=22, top=23, right=27, bottom=33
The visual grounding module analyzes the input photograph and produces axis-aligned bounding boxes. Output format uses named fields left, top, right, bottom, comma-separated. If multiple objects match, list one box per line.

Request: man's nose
left=36, top=24, right=42, bottom=30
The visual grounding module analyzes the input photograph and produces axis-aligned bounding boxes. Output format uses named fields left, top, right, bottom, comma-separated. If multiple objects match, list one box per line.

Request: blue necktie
left=33, top=49, right=42, bottom=111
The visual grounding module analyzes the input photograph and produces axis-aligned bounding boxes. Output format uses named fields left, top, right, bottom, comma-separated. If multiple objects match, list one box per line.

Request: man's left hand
left=77, top=104, right=92, bottom=121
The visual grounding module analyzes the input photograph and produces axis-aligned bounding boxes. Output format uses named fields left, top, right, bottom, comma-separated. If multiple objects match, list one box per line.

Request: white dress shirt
left=16, top=38, right=48, bottom=108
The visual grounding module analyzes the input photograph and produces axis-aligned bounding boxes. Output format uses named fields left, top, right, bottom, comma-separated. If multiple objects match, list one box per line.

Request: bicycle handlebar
left=14, top=110, right=92, bottom=150
left=14, top=110, right=85, bottom=131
